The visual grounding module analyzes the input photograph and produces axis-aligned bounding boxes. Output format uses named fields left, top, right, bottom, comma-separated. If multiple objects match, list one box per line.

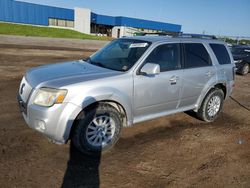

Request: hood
left=25, top=60, right=121, bottom=88
left=232, top=54, right=248, bottom=61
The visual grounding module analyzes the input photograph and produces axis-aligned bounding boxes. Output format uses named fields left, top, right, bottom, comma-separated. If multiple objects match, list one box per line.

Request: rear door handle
left=221, top=69, right=226, bottom=74
left=206, top=71, right=214, bottom=77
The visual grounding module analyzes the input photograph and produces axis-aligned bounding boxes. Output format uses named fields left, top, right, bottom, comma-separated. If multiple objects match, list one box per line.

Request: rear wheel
left=72, top=103, right=122, bottom=155
left=196, top=89, right=224, bottom=122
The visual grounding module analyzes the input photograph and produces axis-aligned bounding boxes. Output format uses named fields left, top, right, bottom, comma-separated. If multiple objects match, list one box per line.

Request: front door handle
left=169, top=76, right=179, bottom=85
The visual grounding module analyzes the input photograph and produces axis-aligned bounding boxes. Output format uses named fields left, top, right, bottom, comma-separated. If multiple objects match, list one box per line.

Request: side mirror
left=140, top=63, right=160, bottom=76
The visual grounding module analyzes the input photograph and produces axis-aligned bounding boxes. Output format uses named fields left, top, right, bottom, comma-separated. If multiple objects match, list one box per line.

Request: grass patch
left=0, top=22, right=111, bottom=41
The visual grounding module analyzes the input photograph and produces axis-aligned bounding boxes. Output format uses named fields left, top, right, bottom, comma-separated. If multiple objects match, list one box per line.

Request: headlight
left=234, top=60, right=243, bottom=64
left=33, top=88, right=67, bottom=107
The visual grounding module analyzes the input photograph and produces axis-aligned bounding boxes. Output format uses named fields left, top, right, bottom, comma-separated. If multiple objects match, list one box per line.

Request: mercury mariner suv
left=17, top=35, right=235, bottom=154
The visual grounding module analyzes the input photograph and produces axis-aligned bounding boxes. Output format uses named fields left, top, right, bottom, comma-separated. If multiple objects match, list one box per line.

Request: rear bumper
left=18, top=95, right=82, bottom=144
left=226, top=80, right=234, bottom=98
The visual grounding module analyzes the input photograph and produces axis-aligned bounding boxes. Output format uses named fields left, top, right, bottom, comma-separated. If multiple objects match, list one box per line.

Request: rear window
left=184, top=43, right=211, bottom=68
left=210, top=44, right=231, bottom=65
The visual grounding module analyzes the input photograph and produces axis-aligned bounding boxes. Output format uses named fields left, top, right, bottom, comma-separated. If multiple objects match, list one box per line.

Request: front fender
left=70, top=87, right=133, bottom=126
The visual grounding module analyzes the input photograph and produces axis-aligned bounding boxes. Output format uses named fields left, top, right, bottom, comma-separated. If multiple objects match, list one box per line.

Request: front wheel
left=72, top=103, right=122, bottom=155
left=196, top=89, right=224, bottom=122
left=239, top=63, right=249, bottom=75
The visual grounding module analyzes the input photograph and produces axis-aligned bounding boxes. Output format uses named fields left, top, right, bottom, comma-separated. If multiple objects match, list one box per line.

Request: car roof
left=123, top=36, right=225, bottom=44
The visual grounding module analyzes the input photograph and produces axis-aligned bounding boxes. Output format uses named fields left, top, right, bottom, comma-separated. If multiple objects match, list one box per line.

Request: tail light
left=232, top=66, right=236, bottom=80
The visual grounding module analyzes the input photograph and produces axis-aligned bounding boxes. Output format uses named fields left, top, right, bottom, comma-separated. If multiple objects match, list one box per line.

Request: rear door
left=179, top=43, right=216, bottom=108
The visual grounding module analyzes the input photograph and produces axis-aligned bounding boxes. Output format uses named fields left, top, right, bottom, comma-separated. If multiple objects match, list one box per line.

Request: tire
left=196, top=89, right=224, bottom=122
left=72, top=103, right=122, bottom=155
left=239, top=63, right=249, bottom=75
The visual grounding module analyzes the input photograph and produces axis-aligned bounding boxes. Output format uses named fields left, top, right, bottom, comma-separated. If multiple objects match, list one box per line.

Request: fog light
left=35, top=120, right=46, bottom=132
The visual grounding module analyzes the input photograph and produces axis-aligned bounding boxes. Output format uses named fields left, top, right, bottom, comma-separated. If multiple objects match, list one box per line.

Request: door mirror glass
left=140, top=63, right=160, bottom=75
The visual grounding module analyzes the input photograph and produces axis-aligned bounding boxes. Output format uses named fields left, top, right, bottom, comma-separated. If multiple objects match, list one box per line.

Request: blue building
left=0, top=0, right=182, bottom=38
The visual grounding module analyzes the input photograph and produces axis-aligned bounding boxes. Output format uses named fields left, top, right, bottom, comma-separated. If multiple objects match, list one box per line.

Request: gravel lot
left=0, top=36, right=249, bottom=188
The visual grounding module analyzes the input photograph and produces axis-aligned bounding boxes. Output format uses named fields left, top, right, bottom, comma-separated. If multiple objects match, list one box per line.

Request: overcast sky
left=18, top=0, right=250, bottom=37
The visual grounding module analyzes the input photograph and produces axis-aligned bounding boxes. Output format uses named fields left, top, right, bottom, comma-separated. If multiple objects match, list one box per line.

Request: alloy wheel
left=85, top=115, right=116, bottom=147
left=207, top=96, right=221, bottom=117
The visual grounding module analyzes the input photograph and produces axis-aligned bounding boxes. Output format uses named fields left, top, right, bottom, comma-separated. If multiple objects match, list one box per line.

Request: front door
left=133, top=43, right=182, bottom=122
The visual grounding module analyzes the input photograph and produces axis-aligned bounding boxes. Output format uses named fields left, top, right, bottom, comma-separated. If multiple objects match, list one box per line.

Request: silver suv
left=18, top=35, right=235, bottom=154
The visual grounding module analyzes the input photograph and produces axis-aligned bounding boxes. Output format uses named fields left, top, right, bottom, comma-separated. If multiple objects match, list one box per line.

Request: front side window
left=88, top=39, right=151, bottom=72
left=144, top=43, right=181, bottom=72
left=184, top=43, right=211, bottom=68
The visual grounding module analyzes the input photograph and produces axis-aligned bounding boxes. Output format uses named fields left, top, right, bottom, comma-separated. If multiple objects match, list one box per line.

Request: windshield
left=231, top=47, right=246, bottom=55
left=87, top=39, right=151, bottom=72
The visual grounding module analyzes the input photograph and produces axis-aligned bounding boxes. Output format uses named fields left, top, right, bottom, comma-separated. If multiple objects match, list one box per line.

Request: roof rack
left=141, top=32, right=180, bottom=37
left=179, top=33, right=217, bottom=39
left=140, top=32, right=217, bottom=39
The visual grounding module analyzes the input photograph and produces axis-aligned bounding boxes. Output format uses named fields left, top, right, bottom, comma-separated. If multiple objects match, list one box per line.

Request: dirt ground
left=0, top=36, right=250, bottom=188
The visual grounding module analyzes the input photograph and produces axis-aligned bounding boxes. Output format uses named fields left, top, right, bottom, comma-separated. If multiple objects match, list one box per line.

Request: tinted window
left=231, top=47, right=245, bottom=55
left=89, top=39, right=151, bottom=72
left=145, top=43, right=181, bottom=72
left=231, top=47, right=250, bottom=55
left=210, top=44, right=231, bottom=65
left=184, top=43, right=211, bottom=68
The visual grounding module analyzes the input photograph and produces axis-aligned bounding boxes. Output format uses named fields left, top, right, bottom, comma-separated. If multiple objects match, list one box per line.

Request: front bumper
left=234, top=61, right=245, bottom=72
left=17, top=95, right=82, bottom=144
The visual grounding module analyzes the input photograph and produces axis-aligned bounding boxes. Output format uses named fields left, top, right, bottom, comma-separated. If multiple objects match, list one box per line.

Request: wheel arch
left=194, top=82, right=227, bottom=112
left=68, top=99, right=130, bottom=141
left=214, top=83, right=227, bottom=98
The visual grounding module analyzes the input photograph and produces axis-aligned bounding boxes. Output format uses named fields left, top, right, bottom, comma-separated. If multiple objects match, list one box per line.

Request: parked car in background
left=18, top=34, right=235, bottom=154
left=231, top=45, right=250, bottom=75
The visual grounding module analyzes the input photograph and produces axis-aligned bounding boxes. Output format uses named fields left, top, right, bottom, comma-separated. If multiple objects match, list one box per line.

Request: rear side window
left=210, top=44, right=231, bottom=65
left=184, top=43, right=211, bottom=68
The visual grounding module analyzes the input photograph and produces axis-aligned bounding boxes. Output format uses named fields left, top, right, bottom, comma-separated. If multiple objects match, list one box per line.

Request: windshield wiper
left=86, top=58, right=106, bottom=69
left=82, top=57, right=90, bottom=61
left=91, top=61, right=106, bottom=68
left=86, top=58, right=120, bottom=71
